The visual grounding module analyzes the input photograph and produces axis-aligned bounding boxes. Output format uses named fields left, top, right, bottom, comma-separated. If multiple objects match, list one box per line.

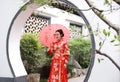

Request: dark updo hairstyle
left=56, top=29, right=64, bottom=37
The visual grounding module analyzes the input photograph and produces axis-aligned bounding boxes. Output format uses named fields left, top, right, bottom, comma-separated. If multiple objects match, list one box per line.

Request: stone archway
left=4, top=0, right=95, bottom=82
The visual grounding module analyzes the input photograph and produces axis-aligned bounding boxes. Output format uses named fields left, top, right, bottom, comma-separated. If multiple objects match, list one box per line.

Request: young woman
left=48, top=29, right=70, bottom=82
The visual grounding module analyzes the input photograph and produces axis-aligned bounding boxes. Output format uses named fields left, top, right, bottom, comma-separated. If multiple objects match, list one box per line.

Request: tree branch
left=81, top=6, right=120, bottom=12
left=113, top=0, right=120, bottom=5
left=96, top=50, right=120, bottom=71
left=85, top=0, right=120, bottom=35
left=103, top=7, right=120, bottom=12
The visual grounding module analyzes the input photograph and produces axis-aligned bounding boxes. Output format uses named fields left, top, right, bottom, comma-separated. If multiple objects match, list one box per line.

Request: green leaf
left=99, top=42, right=102, bottom=46
left=35, top=0, right=45, bottom=5
left=100, top=14, right=104, bottom=18
left=48, top=0, right=53, bottom=6
left=98, top=58, right=101, bottom=63
left=98, top=58, right=104, bottom=63
left=68, top=9, right=74, bottom=14
left=117, top=36, right=120, bottom=41
left=21, top=5, right=27, bottom=11
left=108, top=32, right=110, bottom=37
left=104, top=0, right=109, bottom=4
left=33, top=12, right=38, bottom=16
left=114, top=44, right=120, bottom=46
left=68, top=37, right=92, bottom=68
left=110, top=40, right=115, bottom=43
left=103, top=29, right=107, bottom=36
left=43, top=7, right=46, bottom=9
left=87, top=25, right=91, bottom=29
left=114, top=35, right=120, bottom=42
left=22, top=0, right=28, bottom=2
left=95, top=33, right=98, bottom=36
left=114, top=35, right=117, bottom=39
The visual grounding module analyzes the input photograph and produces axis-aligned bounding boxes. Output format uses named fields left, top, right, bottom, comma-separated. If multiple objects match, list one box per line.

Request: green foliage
left=69, top=37, right=92, bottom=68
left=103, top=29, right=111, bottom=37
left=113, top=35, right=120, bottom=46
left=21, top=5, right=27, bottom=11
left=98, top=58, right=104, bottom=63
left=67, top=9, right=74, bottom=14
left=20, top=33, right=50, bottom=73
left=108, top=32, right=110, bottom=37
left=103, top=29, right=107, bottom=36
left=114, top=35, right=117, bottom=39
left=34, top=0, right=46, bottom=5
left=104, top=0, right=110, bottom=5
left=110, top=39, right=115, bottom=43
left=116, top=35, right=120, bottom=42
left=21, top=0, right=53, bottom=11
left=34, top=0, right=53, bottom=5
left=40, top=79, right=47, bottom=82
left=67, top=64, right=74, bottom=73
left=87, top=25, right=92, bottom=29
left=114, top=43, right=120, bottom=46
left=98, top=58, right=101, bottom=63
left=22, top=0, right=28, bottom=3
left=99, top=41, right=102, bottom=46
left=100, top=13, right=104, bottom=18
left=110, top=34, right=120, bottom=46
left=33, top=12, right=39, bottom=16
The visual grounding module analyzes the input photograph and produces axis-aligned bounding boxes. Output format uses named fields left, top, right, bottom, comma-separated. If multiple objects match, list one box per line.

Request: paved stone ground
left=68, top=75, right=85, bottom=82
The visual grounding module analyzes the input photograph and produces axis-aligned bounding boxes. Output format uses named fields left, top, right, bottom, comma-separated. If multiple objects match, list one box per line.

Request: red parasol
left=39, top=24, right=70, bottom=47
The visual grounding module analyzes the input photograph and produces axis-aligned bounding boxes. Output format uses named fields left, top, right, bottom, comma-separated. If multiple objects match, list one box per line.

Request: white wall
left=0, top=0, right=28, bottom=77
left=35, top=5, right=90, bottom=38
left=36, top=5, right=86, bottom=30
left=68, top=0, right=120, bottom=82
left=0, top=0, right=119, bottom=81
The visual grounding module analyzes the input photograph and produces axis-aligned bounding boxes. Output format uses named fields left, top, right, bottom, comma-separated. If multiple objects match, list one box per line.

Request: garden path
left=68, top=75, right=85, bottom=82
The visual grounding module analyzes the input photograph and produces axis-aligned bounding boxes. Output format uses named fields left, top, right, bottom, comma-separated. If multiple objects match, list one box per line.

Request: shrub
left=68, top=37, right=92, bottom=68
left=20, top=33, right=50, bottom=73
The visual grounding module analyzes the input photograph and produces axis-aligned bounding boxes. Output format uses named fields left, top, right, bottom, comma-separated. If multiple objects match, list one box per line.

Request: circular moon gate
left=6, top=0, right=95, bottom=82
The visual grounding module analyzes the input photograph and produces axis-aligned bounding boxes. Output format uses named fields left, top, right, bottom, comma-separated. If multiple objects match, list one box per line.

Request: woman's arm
left=62, top=42, right=70, bottom=64
left=47, top=43, right=54, bottom=54
left=63, top=42, right=70, bottom=56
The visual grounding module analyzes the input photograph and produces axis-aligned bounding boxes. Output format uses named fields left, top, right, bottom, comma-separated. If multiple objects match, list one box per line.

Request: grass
left=40, top=79, right=47, bottom=82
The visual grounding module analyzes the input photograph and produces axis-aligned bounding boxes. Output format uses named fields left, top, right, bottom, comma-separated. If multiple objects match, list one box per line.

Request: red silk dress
left=48, top=39, right=70, bottom=82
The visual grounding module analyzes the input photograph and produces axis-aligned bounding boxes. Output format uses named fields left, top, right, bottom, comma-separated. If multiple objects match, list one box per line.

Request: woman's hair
left=56, top=29, right=64, bottom=37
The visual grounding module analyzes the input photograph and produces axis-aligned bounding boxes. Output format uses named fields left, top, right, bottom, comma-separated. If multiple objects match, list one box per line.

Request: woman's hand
left=47, top=47, right=54, bottom=54
left=63, top=51, right=70, bottom=56
left=47, top=47, right=50, bottom=52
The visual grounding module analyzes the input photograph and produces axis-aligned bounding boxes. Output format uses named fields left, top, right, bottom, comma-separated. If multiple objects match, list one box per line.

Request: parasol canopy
left=39, top=24, right=70, bottom=47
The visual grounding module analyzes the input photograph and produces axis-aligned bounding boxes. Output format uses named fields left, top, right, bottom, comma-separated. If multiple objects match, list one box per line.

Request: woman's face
left=54, top=32, right=62, bottom=40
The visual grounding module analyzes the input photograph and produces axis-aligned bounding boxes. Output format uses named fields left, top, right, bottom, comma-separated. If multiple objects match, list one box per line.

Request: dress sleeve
left=47, top=42, right=54, bottom=54
left=63, top=42, right=70, bottom=56
left=63, top=42, right=70, bottom=65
